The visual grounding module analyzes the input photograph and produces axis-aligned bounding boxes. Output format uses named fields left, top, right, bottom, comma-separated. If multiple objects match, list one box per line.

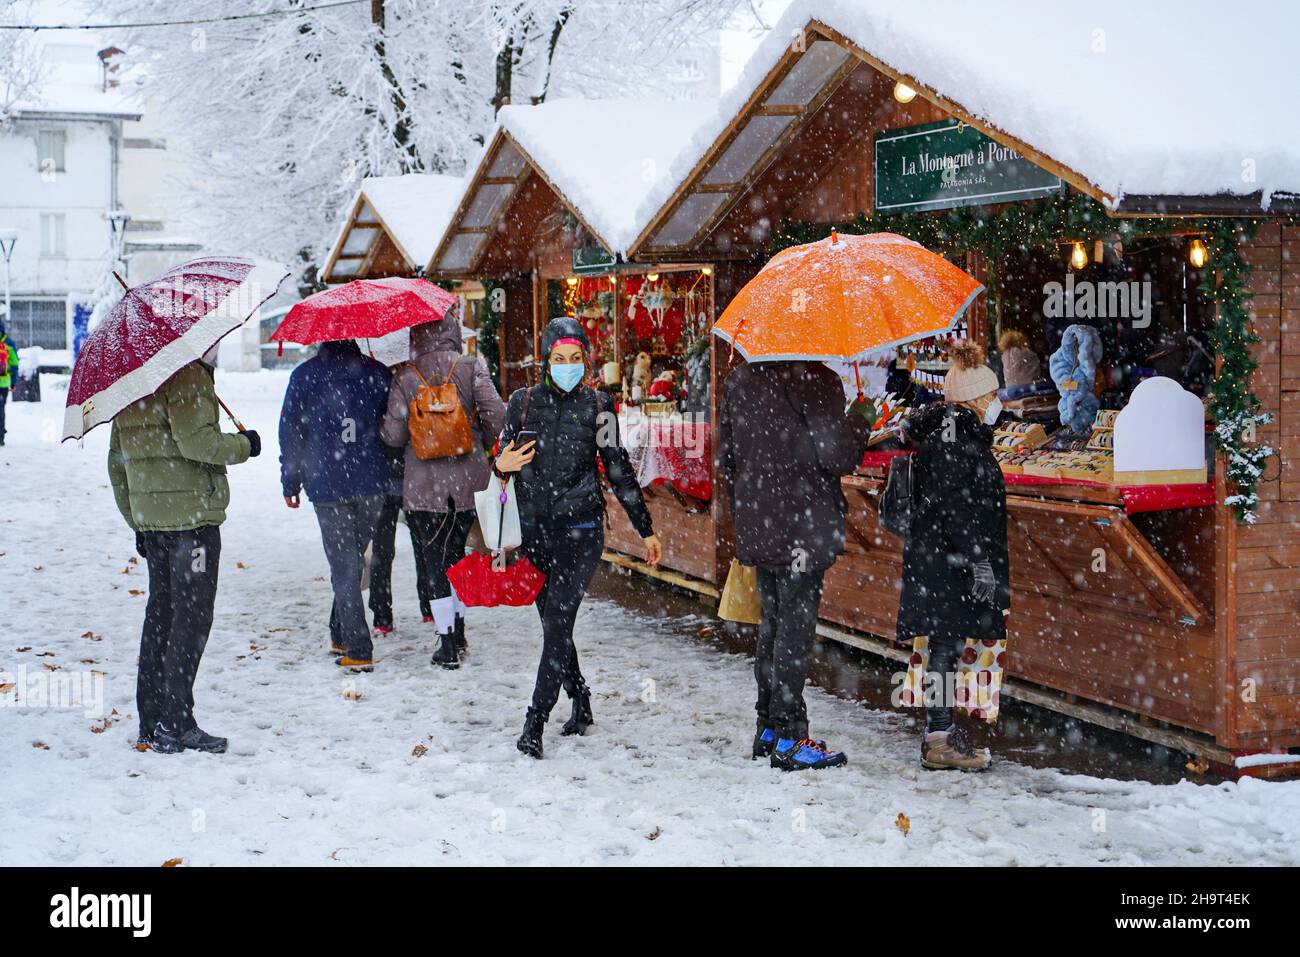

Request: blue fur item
left=1048, top=324, right=1103, bottom=432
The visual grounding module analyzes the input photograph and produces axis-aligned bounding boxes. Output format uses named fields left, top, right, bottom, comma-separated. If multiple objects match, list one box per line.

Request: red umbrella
left=63, top=257, right=289, bottom=441
left=270, top=277, right=458, bottom=347
left=447, top=553, right=547, bottom=608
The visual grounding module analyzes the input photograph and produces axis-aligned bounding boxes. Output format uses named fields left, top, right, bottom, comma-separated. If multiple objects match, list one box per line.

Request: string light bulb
left=701, top=265, right=712, bottom=276
left=1070, top=242, right=1087, bottom=270
left=1189, top=238, right=1208, bottom=269
left=647, top=272, right=659, bottom=282
left=566, top=275, right=578, bottom=286
left=893, top=81, right=917, bottom=104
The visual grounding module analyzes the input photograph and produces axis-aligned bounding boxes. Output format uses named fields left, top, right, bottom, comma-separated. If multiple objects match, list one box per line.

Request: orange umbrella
left=713, top=231, right=983, bottom=363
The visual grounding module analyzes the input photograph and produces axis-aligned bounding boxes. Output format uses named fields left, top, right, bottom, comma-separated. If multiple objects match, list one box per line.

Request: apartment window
left=40, top=213, right=67, bottom=258
left=37, top=129, right=67, bottom=174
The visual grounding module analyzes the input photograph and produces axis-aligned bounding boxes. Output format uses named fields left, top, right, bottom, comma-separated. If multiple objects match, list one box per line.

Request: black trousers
left=923, top=631, right=965, bottom=733
left=522, top=519, right=605, bottom=717
left=368, top=495, right=430, bottom=625
left=0, top=387, right=7, bottom=443
left=755, top=565, right=826, bottom=741
left=138, top=525, right=222, bottom=736
left=407, top=509, right=475, bottom=604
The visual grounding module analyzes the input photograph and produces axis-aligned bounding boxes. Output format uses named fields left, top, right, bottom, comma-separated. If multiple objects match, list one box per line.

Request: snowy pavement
left=3, top=370, right=1299, bottom=866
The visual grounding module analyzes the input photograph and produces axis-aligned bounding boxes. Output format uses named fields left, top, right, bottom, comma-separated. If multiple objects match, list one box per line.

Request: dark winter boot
left=516, top=708, right=546, bottom=759
left=153, top=724, right=228, bottom=755
left=560, top=684, right=594, bottom=737
left=430, top=630, right=459, bottom=670
left=453, top=615, right=467, bottom=656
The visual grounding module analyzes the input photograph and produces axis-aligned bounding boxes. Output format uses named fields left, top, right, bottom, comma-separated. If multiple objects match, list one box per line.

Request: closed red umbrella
left=270, top=277, right=458, bottom=347
left=447, top=553, right=547, bottom=607
left=63, top=257, right=288, bottom=440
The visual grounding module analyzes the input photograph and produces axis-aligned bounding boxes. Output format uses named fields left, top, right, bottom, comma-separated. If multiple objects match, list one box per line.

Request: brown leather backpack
left=407, top=356, right=474, bottom=460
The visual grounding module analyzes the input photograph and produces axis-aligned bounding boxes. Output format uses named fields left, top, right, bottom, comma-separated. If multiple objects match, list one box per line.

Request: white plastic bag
left=475, top=475, right=522, bottom=551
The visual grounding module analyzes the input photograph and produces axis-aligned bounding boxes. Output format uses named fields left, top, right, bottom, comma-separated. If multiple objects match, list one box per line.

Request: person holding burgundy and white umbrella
left=71, top=257, right=288, bottom=755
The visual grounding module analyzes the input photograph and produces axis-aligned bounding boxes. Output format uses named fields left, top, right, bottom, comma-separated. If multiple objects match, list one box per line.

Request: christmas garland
left=770, top=193, right=1275, bottom=522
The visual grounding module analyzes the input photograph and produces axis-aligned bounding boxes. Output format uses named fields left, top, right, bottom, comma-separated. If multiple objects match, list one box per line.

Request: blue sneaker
left=752, top=727, right=776, bottom=759
left=771, top=737, right=847, bottom=771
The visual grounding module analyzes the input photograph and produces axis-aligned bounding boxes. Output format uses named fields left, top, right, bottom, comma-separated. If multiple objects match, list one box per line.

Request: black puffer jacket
left=896, top=402, right=1011, bottom=641
left=718, top=361, right=870, bottom=570
left=497, top=318, right=653, bottom=537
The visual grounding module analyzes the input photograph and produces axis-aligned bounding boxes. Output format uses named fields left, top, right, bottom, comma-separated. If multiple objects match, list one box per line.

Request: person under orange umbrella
left=715, top=230, right=984, bottom=771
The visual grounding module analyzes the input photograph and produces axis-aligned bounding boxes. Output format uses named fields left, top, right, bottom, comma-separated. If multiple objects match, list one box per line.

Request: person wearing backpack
left=381, top=307, right=505, bottom=669
left=717, top=359, right=871, bottom=771
left=280, top=339, right=393, bottom=672
left=0, top=321, right=19, bottom=446
left=896, top=341, right=1011, bottom=772
left=494, top=317, right=662, bottom=759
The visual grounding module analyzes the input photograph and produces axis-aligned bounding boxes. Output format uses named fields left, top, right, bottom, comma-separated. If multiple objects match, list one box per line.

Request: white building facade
left=0, top=41, right=139, bottom=362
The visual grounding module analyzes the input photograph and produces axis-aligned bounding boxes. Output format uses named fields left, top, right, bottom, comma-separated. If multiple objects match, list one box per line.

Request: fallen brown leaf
left=647, top=826, right=663, bottom=841
left=1186, top=758, right=1210, bottom=775
left=0, top=683, right=15, bottom=694
left=895, top=812, right=911, bottom=837
left=33, top=741, right=49, bottom=750
left=128, top=589, right=144, bottom=596
left=16, top=646, right=31, bottom=652
left=342, top=688, right=363, bottom=701
left=42, top=663, right=60, bottom=672
left=411, top=744, right=428, bottom=758
left=236, top=561, right=249, bottom=569
left=161, top=858, right=182, bottom=868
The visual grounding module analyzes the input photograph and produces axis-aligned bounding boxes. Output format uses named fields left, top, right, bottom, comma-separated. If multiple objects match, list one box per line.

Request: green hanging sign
left=874, top=119, right=1063, bottom=213
left=572, top=238, right=619, bottom=275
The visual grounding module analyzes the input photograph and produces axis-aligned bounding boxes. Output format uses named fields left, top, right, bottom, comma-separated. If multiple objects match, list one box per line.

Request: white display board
left=1113, top=376, right=1205, bottom=472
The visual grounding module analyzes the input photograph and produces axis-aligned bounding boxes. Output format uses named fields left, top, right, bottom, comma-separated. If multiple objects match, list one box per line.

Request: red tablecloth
left=621, top=414, right=712, bottom=500
left=858, top=449, right=1213, bottom=514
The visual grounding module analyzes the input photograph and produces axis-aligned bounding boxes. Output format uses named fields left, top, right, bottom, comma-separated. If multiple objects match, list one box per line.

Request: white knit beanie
left=943, top=340, right=999, bottom=403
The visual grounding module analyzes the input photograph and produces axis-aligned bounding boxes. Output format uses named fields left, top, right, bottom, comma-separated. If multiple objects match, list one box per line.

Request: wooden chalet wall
left=1229, top=220, right=1300, bottom=750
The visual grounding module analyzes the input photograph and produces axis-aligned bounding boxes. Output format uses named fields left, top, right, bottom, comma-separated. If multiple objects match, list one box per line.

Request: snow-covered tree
left=0, top=1, right=46, bottom=128
left=91, top=0, right=743, bottom=276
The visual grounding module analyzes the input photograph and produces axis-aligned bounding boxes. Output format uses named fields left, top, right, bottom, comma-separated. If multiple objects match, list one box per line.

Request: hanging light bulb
left=701, top=265, right=713, bottom=276
left=893, top=81, right=917, bottom=104
left=1070, top=242, right=1087, bottom=271
left=647, top=272, right=660, bottom=282
left=566, top=275, right=578, bottom=286
left=1189, top=238, right=1208, bottom=269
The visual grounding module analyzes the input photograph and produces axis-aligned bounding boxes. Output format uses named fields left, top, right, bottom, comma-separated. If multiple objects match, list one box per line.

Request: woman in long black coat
left=897, top=342, right=1011, bottom=771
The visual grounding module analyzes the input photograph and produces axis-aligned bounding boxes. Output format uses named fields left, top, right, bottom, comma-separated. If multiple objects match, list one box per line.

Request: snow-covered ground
left=3, top=370, right=1299, bottom=866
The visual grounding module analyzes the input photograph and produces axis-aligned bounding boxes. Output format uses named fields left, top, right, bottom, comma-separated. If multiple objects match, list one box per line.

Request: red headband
left=553, top=337, right=584, bottom=349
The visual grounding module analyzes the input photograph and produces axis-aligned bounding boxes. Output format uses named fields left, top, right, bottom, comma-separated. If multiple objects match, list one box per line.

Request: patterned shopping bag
left=900, top=635, right=1008, bottom=724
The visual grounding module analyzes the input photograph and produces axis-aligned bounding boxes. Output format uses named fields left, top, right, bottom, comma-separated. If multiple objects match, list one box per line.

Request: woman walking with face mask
left=494, top=317, right=662, bottom=758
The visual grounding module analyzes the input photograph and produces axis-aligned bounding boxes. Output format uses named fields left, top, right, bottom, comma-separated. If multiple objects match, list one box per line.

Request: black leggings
left=521, top=519, right=605, bottom=717
left=407, top=509, right=474, bottom=603
left=369, top=495, right=430, bottom=623
left=924, top=632, right=965, bottom=733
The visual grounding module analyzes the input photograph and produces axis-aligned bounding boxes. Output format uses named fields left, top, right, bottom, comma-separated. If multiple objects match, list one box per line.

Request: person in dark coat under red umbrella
left=718, top=360, right=871, bottom=771
left=494, top=317, right=662, bottom=759
left=896, top=341, right=1011, bottom=772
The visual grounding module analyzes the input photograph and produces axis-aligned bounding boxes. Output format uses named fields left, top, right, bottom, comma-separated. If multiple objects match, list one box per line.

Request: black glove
left=971, top=560, right=996, bottom=603
left=134, top=532, right=148, bottom=559
left=242, top=429, right=262, bottom=458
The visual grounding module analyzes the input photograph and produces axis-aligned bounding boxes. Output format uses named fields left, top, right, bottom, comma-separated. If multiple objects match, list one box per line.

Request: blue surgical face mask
left=550, top=362, right=584, bottom=392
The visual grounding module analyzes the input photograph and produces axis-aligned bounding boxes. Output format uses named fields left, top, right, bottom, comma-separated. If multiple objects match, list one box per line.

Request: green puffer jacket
left=107, top=361, right=252, bottom=532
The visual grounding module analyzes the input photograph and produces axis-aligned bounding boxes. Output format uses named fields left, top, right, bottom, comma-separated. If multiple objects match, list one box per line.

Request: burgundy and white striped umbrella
left=63, top=257, right=289, bottom=441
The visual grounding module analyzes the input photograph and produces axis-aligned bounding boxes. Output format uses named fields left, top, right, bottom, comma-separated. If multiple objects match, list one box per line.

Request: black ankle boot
left=516, top=708, right=545, bottom=759
left=430, top=631, right=459, bottom=669
left=560, top=686, right=594, bottom=736
left=454, top=615, right=467, bottom=655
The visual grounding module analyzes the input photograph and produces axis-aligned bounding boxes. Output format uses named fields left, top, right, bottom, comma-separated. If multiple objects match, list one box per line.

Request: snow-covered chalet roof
left=322, top=173, right=464, bottom=283
left=427, top=97, right=715, bottom=276
left=631, top=0, right=1300, bottom=254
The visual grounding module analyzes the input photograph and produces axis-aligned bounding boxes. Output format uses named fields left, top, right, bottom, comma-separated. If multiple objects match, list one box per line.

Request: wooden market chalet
left=322, top=5, right=1300, bottom=777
